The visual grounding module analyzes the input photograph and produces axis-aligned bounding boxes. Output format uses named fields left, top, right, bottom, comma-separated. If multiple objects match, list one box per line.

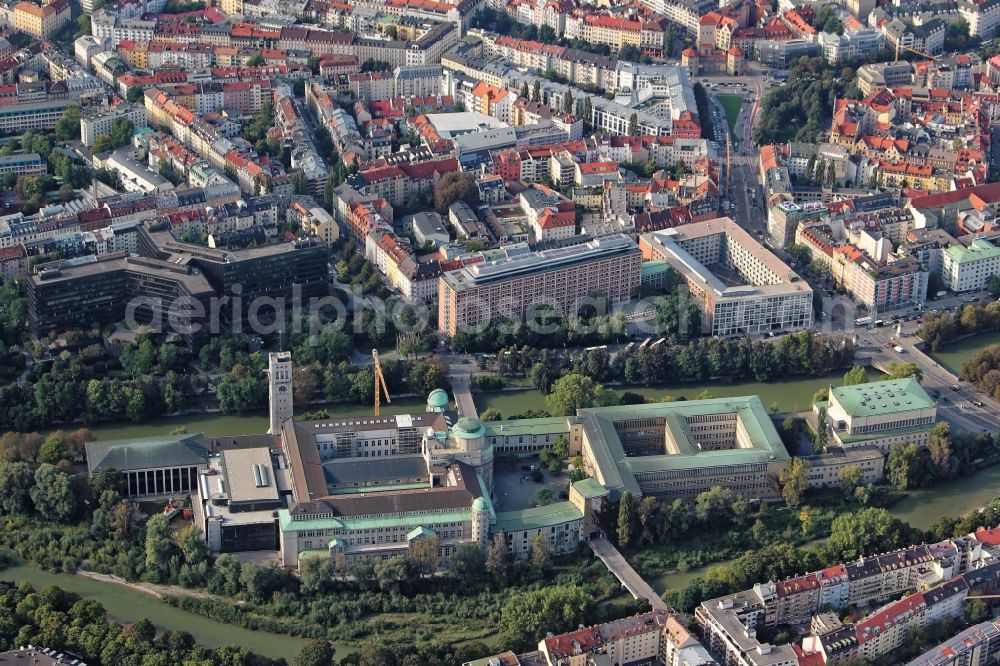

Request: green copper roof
left=472, top=496, right=488, bottom=511
left=494, top=501, right=583, bottom=532
left=945, top=238, right=1000, bottom=265
left=575, top=396, right=789, bottom=500
left=453, top=416, right=485, bottom=439
left=85, top=434, right=209, bottom=475
left=830, top=378, right=933, bottom=417
left=428, top=388, right=449, bottom=408
left=297, top=549, right=329, bottom=562
left=279, top=508, right=472, bottom=532
left=407, top=526, right=437, bottom=541
left=572, top=477, right=608, bottom=499
left=484, top=417, right=569, bottom=438
left=641, top=259, right=669, bottom=277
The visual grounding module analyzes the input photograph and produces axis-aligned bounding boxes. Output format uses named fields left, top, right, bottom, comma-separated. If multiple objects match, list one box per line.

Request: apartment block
left=942, top=238, right=1000, bottom=293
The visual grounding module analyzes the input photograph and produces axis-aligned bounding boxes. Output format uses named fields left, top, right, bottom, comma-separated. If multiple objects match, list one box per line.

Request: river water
left=931, top=332, right=1000, bottom=375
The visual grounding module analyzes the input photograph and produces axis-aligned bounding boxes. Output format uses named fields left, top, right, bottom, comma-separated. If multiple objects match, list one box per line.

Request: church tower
left=267, top=351, right=293, bottom=435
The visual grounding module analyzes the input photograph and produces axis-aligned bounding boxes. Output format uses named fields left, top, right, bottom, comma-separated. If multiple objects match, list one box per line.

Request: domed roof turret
left=472, top=496, right=488, bottom=512
left=453, top=416, right=486, bottom=439
left=427, top=388, right=449, bottom=410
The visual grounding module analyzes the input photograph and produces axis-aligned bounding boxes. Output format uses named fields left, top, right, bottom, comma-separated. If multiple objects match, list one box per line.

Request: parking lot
left=492, top=456, right=570, bottom=512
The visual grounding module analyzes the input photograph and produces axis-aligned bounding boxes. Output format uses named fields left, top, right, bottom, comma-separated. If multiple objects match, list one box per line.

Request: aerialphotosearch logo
left=124, top=280, right=876, bottom=343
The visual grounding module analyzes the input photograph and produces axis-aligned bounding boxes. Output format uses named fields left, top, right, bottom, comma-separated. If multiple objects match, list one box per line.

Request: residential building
left=0, top=153, right=44, bottom=177
left=942, top=238, right=1000, bottom=293
left=81, top=104, right=148, bottom=147
left=12, top=0, right=70, bottom=39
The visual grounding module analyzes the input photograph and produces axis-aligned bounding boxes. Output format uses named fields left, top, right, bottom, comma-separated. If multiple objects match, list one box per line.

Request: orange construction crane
left=895, top=41, right=935, bottom=62
left=372, top=348, right=391, bottom=416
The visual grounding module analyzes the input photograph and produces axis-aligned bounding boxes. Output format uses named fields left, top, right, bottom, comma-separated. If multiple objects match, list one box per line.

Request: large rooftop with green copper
left=830, top=378, right=933, bottom=417
left=453, top=416, right=486, bottom=439
left=574, top=396, right=789, bottom=499
left=86, top=433, right=210, bottom=475
left=427, top=388, right=449, bottom=408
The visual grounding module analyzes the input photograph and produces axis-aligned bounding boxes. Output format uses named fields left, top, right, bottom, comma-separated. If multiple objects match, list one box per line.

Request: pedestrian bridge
left=589, top=537, right=668, bottom=611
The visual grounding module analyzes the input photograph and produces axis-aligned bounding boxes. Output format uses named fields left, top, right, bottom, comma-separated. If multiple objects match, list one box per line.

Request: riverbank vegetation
left=960, top=344, right=1000, bottom=400
left=0, top=579, right=282, bottom=666
left=918, top=301, right=1000, bottom=351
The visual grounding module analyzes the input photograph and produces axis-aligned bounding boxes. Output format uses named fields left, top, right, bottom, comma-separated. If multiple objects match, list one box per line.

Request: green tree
left=144, top=514, right=175, bottom=583
left=628, top=113, right=639, bottom=135
left=826, top=507, right=909, bottom=561
left=54, top=105, right=81, bottom=141
left=530, top=533, right=551, bottom=568
left=30, top=464, right=76, bottom=521
left=480, top=407, right=502, bottom=421
left=546, top=373, right=616, bottom=416
left=485, top=532, right=510, bottom=582
left=778, top=458, right=809, bottom=508
left=842, top=366, right=866, bottom=385
left=885, top=362, right=922, bottom=381
left=533, top=487, right=553, bottom=506
left=0, top=461, right=34, bottom=515
left=617, top=490, right=636, bottom=547
left=433, top=171, right=480, bottom=214
left=695, top=486, right=735, bottom=523
left=838, top=465, right=862, bottom=500
left=497, top=585, right=592, bottom=653
left=37, top=431, right=70, bottom=465
left=296, top=640, right=336, bottom=666
left=928, top=422, right=953, bottom=479
left=886, top=442, right=922, bottom=490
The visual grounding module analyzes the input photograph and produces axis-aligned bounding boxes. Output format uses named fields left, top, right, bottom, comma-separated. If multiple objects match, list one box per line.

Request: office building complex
left=437, top=234, right=642, bottom=337
left=25, top=226, right=328, bottom=343
left=26, top=253, right=215, bottom=346
left=640, top=218, right=813, bottom=337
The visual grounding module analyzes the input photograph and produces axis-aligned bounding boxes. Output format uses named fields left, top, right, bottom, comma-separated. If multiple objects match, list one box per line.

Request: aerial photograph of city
left=6, top=0, right=1000, bottom=663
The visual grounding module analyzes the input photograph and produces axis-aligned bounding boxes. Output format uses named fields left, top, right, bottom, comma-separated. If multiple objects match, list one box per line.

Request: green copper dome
left=472, top=497, right=488, bottom=512
left=453, top=416, right=486, bottom=439
left=427, top=388, right=449, bottom=408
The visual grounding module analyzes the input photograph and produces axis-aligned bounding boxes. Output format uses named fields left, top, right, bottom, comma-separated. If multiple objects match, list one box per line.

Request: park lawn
left=716, top=94, right=744, bottom=137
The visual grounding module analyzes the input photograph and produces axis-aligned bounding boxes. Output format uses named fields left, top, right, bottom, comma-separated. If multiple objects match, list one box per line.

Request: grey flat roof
left=323, top=454, right=429, bottom=486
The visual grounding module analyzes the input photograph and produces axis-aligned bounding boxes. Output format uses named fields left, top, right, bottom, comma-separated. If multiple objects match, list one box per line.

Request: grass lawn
left=716, top=94, right=743, bottom=137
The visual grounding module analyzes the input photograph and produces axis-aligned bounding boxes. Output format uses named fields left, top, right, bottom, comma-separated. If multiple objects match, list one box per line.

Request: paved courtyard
left=492, top=456, right=570, bottom=512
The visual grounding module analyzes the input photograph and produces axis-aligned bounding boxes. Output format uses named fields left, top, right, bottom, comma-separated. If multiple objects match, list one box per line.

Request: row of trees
left=485, top=332, right=855, bottom=396
left=664, top=507, right=921, bottom=612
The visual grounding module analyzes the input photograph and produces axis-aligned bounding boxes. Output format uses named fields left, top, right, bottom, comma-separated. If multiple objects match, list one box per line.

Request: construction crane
left=372, top=349, right=391, bottom=416
left=894, top=41, right=935, bottom=62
